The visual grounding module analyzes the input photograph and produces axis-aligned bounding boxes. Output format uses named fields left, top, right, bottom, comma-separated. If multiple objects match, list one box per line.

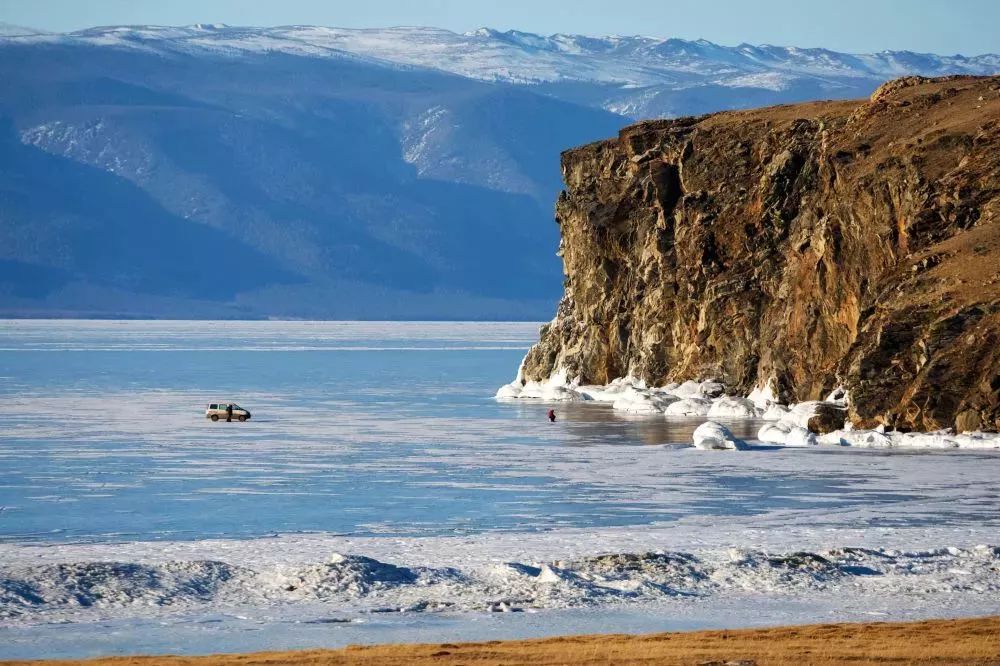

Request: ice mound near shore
left=707, top=396, right=759, bottom=418
left=817, top=429, right=1000, bottom=449
left=4, top=546, right=999, bottom=623
left=270, top=554, right=421, bottom=599
left=496, top=374, right=759, bottom=413
left=693, top=422, right=748, bottom=450
left=0, top=560, right=255, bottom=616
left=612, top=386, right=679, bottom=414
left=496, top=370, right=1000, bottom=450
left=758, top=421, right=818, bottom=447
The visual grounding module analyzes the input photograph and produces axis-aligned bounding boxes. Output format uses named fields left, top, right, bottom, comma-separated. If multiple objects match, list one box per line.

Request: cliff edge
left=521, top=76, right=1000, bottom=432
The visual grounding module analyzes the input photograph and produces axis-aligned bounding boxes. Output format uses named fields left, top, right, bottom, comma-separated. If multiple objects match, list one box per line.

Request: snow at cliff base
left=496, top=371, right=1000, bottom=450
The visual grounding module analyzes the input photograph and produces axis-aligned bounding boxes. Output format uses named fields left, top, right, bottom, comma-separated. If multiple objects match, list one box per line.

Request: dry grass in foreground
left=8, top=616, right=1000, bottom=666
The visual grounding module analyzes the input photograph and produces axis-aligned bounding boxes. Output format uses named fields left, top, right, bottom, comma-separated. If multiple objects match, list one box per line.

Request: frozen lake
left=1, top=320, right=998, bottom=658
left=0, top=320, right=771, bottom=543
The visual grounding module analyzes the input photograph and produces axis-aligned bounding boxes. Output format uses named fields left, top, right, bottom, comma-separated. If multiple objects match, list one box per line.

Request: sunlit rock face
left=522, top=76, right=1000, bottom=432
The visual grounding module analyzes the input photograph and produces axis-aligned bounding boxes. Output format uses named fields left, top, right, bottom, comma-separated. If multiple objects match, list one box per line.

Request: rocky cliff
left=521, top=76, right=1000, bottom=432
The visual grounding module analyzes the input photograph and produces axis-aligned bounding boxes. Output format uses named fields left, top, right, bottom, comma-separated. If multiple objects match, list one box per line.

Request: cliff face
left=522, top=76, right=1000, bottom=432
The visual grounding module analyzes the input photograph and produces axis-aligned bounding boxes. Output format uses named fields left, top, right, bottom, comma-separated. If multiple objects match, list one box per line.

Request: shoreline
left=5, top=616, right=999, bottom=665
left=497, top=375, right=1000, bottom=450
left=3, top=532, right=999, bottom=658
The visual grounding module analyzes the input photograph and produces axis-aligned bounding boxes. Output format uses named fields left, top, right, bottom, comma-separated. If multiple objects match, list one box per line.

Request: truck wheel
left=238, top=415, right=247, bottom=422
left=211, top=414, right=219, bottom=421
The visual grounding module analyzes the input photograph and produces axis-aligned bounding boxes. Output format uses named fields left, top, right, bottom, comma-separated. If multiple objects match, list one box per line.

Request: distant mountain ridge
left=6, top=25, right=998, bottom=118
left=8, top=25, right=1000, bottom=82
left=1, top=26, right=997, bottom=318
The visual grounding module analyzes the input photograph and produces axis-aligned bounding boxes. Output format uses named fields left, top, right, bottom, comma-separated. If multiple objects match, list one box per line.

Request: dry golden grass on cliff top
left=8, top=616, right=1000, bottom=666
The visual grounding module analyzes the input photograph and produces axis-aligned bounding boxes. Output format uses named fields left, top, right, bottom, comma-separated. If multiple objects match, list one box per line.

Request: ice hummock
left=707, top=396, right=759, bottom=418
left=665, top=397, right=713, bottom=416
left=495, top=367, right=591, bottom=402
left=497, top=371, right=763, bottom=417
left=4, top=545, right=998, bottom=624
left=818, top=428, right=1000, bottom=449
left=692, top=421, right=749, bottom=450
left=758, top=421, right=818, bottom=447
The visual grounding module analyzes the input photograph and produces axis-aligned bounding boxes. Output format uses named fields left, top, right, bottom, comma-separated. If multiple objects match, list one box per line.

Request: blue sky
left=2, top=0, right=998, bottom=55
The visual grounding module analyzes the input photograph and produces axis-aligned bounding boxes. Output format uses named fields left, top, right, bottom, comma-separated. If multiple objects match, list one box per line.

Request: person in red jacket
left=547, top=409, right=556, bottom=422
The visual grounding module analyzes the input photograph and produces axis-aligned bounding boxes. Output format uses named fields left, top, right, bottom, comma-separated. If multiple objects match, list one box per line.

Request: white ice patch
left=496, top=374, right=755, bottom=419
left=759, top=401, right=842, bottom=446
left=819, top=428, right=1000, bottom=449
left=707, top=396, right=761, bottom=419
left=506, top=382, right=588, bottom=402
left=494, top=382, right=524, bottom=400
left=825, top=386, right=849, bottom=406
left=758, top=422, right=817, bottom=447
left=671, top=380, right=704, bottom=398
left=761, top=403, right=790, bottom=421
left=495, top=366, right=589, bottom=402
left=780, top=401, right=827, bottom=429
left=664, top=397, right=712, bottom=416
left=692, top=421, right=748, bottom=450
left=818, top=428, right=893, bottom=448
left=575, top=377, right=637, bottom=402
left=747, top=382, right=778, bottom=409
left=611, top=386, right=678, bottom=414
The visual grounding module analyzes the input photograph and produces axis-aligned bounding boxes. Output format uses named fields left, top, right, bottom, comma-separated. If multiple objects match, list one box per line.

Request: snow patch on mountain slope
left=401, top=105, right=451, bottom=171
left=20, top=119, right=154, bottom=181
left=397, top=104, right=540, bottom=197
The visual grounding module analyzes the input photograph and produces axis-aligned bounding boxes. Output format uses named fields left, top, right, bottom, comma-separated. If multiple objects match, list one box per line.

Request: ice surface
left=3, top=542, right=999, bottom=628
left=3, top=321, right=1000, bottom=658
left=4, top=522, right=1000, bottom=656
left=0, top=319, right=538, bottom=352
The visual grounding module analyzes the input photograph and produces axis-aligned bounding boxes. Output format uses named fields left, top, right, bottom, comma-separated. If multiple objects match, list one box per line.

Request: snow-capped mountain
left=1, top=25, right=997, bottom=318
left=9, top=24, right=1000, bottom=84
left=6, top=25, right=999, bottom=118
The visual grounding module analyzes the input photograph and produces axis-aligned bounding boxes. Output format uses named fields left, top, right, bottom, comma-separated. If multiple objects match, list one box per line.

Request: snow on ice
left=496, top=367, right=1000, bottom=450
left=3, top=545, right=999, bottom=624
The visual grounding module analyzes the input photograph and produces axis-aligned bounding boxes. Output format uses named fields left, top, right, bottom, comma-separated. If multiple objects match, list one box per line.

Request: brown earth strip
left=6, top=615, right=1000, bottom=665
